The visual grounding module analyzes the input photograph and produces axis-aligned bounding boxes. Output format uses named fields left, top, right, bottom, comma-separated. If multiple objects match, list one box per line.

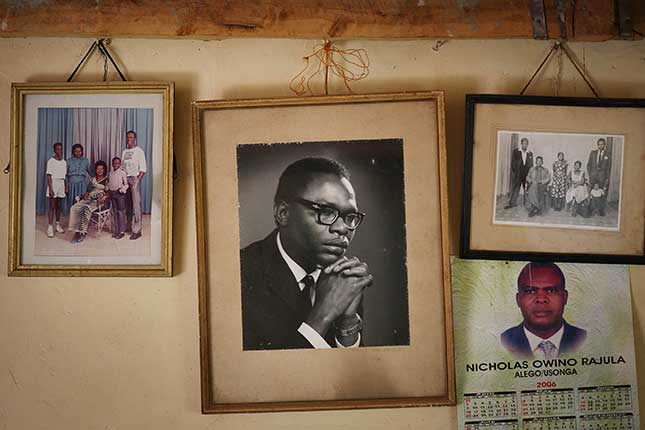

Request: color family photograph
left=35, top=107, right=153, bottom=256
left=10, top=84, right=173, bottom=274
left=493, top=131, right=624, bottom=231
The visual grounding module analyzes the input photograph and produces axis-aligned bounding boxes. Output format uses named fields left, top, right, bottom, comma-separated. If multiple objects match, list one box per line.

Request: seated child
left=68, top=160, right=110, bottom=243
left=107, top=157, right=129, bottom=239
left=45, top=142, right=67, bottom=238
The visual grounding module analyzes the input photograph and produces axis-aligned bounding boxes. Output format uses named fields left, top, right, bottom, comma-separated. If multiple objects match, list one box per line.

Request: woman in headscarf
left=68, top=160, right=109, bottom=243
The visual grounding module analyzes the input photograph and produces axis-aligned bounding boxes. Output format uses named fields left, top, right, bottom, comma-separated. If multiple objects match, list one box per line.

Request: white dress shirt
left=521, top=149, right=528, bottom=165
left=524, top=324, right=565, bottom=358
left=276, top=233, right=360, bottom=349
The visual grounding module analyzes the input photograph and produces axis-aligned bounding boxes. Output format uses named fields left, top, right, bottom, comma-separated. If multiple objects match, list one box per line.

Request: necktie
left=598, top=150, right=602, bottom=164
left=301, top=274, right=315, bottom=308
left=537, top=340, right=557, bottom=359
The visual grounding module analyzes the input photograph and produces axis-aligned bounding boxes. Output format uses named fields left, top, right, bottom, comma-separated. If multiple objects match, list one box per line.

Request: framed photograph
left=193, top=92, right=454, bottom=412
left=461, top=94, right=645, bottom=265
left=8, top=82, right=174, bottom=276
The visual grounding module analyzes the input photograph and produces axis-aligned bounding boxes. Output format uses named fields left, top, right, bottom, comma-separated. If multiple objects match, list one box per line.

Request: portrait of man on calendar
left=236, top=139, right=410, bottom=351
left=501, top=262, right=587, bottom=359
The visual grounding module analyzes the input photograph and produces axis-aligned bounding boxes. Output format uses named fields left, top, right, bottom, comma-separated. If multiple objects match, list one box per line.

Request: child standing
left=46, top=142, right=67, bottom=238
left=107, top=157, right=129, bottom=239
left=590, top=183, right=606, bottom=216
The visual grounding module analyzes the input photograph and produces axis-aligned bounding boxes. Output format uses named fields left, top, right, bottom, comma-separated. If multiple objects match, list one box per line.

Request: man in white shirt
left=240, top=157, right=371, bottom=350
left=501, top=262, right=587, bottom=358
left=121, top=130, right=147, bottom=240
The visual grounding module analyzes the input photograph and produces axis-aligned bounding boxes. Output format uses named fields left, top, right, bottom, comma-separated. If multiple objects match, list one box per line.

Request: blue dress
left=66, top=157, right=91, bottom=213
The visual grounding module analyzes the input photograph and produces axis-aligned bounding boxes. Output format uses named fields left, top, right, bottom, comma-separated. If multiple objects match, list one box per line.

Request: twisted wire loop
left=289, top=40, right=370, bottom=96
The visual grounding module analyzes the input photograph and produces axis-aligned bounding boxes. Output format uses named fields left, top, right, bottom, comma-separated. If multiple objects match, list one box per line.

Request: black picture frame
left=460, top=94, right=645, bottom=265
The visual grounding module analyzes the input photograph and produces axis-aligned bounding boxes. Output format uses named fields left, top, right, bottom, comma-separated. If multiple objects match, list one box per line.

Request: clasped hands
left=305, top=256, right=372, bottom=339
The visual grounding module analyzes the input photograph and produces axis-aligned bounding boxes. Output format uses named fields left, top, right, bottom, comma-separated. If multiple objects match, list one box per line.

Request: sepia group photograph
left=493, top=130, right=624, bottom=232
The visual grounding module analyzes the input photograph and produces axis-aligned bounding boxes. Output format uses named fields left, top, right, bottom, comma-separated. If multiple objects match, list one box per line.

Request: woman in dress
left=66, top=143, right=92, bottom=212
left=550, top=152, right=568, bottom=211
left=566, top=160, right=590, bottom=217
left=68, top=160, right=110, bottom=243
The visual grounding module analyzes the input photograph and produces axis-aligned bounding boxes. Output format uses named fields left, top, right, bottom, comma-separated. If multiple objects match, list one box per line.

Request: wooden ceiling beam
left=0, top=0, right=636, bottom=41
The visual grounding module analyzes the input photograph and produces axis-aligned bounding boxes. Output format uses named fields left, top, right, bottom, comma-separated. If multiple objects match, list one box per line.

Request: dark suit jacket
left=587, top=149, right=611, bottom=187
left=511, top=149, right=533, bottom=182
left=500, top=321, right=586, bottom=358
left=240, top=230, right=339, bottom=350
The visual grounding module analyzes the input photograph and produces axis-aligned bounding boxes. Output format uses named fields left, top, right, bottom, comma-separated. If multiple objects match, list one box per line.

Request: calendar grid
left=462, top=385, right=637, bottom=430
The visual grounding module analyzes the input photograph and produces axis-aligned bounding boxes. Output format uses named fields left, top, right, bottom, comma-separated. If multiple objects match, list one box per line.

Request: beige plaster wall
left=0, top=37, right=643, bottom=429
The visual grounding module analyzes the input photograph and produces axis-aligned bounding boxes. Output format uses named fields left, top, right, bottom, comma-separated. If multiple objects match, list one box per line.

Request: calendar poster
left=452, top=259, right=640, bottom=430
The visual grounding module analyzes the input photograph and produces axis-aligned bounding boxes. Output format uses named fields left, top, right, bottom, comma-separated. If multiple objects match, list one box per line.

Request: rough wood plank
left=0, top=0, right=633, bottom=41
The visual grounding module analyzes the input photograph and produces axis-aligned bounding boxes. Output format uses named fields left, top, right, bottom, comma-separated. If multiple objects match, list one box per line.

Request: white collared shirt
left=521, top=150, right=528, bottom=165
left=276, top=233, right=360, bottom=349
left=524, top=324, right=565, bottom=358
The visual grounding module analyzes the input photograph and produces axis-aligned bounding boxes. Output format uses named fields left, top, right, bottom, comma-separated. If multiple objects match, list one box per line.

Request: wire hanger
left=520, top=40, right=600, bottom=98
left=67, top=39, right=128, bottom=82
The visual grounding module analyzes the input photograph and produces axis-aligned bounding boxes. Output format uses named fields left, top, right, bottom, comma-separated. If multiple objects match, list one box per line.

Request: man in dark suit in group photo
left=505, top=137, right=534, bottom=209
left=587, top=137, right=612, bottom=216
left=501, top=262, right=587, bottom=359
left=240, top=157, right=372, bottom=350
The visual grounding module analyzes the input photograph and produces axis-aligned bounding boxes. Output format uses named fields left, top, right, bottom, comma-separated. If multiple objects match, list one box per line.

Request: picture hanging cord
left=67, top=39, right=128, bottom=82
left=520, top=41, right=599, bottom=98
left=289, top=40, right=369, bottom=96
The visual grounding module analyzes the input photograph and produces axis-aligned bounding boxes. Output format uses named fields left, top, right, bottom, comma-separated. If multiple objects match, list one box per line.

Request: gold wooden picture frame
left=193, top=92, right=454, bottom=413
left=8, top=82, right=174, bottom=277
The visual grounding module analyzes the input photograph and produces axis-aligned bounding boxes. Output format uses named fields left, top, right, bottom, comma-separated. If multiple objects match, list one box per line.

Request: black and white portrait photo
left=493, top=131, right=624, bottom=231
left=236, top=138, right=410, bottom=351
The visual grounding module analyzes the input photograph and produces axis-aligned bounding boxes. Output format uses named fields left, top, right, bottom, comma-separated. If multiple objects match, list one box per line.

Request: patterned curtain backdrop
left=124, top=109, right=154, bottom=214
left=36, top=108, right=74, bottom=214
left=73, top=108, right=126, bottom=170
left=36, top=107, right=154, bottom=215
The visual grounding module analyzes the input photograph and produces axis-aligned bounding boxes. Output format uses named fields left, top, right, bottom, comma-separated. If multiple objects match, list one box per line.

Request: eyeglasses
left=293, top=197, right=365, bottom=230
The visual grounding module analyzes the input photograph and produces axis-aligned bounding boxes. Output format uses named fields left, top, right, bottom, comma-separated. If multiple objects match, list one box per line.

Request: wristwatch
left=336, top=314, right=363, bottom=337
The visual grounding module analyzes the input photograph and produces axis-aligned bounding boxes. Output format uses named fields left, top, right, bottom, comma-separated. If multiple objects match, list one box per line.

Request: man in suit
left=501, top=262, right=586, bottom=358
left=587, top=138, right=611, bottom=216
left=241, top=157, right=372, bottom=350
left=505, top=137, right=534, bottom=209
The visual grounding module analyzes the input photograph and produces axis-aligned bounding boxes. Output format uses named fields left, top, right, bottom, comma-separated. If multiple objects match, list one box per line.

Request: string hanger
left=289, top=39, right=369, bottom=96
left=520, top=40, right=600, bottom=98
left=67, top=38, right=128, bottom=82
